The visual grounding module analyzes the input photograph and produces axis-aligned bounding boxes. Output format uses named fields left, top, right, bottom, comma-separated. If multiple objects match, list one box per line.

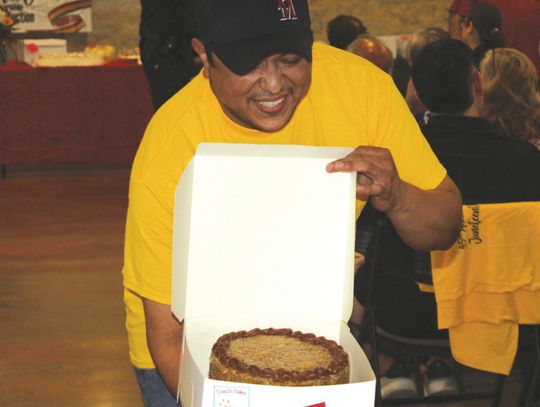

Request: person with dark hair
left=390, top=27, right=451, bottom=100
left=139, top=0, right=201, bottom=110
left=459, top=3, right=504, bottom=67
left=403, top=27, right=451, bottom=122
left=356, top=38, right=540, bottom=400
left=123, top=0, right=464, bottom=405
left=407, top=28, right=451, bottom=65
left=412, top=40, right=477, bottom=115
left=448, top=0, right=540, bottom=76
left=326, top=14, right=367, bottom=50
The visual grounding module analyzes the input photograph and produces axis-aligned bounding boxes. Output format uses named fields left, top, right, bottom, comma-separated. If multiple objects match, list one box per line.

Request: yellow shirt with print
left=123, top=42, right=447, bottom=368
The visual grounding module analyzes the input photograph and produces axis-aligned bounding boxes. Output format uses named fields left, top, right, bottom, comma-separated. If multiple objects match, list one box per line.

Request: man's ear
left=192, top=38, right=209, bottom=78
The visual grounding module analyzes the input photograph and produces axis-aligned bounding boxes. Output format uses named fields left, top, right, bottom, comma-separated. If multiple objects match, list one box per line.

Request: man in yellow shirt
left=123, top=0, right=462, bottom=405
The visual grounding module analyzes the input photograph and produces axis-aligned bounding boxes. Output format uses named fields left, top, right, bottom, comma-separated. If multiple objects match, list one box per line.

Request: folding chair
left=429, top=202, right=540, bottom=407
left=357, top=215, right=506, bottom=406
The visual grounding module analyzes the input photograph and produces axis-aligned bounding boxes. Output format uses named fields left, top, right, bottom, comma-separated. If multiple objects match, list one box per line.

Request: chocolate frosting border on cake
left=212, top=328, right=349, bottom=383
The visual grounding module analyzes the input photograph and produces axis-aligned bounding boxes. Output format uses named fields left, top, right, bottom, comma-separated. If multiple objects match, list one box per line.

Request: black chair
left=356, top=214, right=506, bottom=406
left=519, top=324, right=540, bottom=406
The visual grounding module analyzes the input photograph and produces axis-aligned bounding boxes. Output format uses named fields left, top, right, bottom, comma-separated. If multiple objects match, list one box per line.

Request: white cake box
left=171, top=143, right=376, bottom=407
left=15, top=39, right=67, bottom=65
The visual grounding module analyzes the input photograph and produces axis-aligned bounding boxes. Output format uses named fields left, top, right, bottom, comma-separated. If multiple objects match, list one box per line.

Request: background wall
left=310, top=0, right=449, bottom=40
left=88, top=0, right=451, bottom=50
left=89, top=0, right=141, bottom=50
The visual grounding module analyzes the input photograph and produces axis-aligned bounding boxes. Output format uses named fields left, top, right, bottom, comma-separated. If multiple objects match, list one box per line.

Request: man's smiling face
left=195, top=39, right=312, bottom=132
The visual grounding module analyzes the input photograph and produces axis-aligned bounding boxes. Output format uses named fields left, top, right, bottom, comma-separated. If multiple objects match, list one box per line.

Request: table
left=0, top=62, right=154, bottom=167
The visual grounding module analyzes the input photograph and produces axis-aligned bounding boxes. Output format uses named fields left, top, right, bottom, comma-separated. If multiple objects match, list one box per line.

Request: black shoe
left=424, top=359, right=459, bottom=396
left=380, top=361, right=418, bottom=399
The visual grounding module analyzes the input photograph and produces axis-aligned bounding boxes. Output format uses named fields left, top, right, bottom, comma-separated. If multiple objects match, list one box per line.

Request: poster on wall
left=4, top=0, right=92, bottom=33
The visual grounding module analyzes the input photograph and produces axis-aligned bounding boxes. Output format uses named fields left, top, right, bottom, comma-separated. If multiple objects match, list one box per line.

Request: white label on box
left=214, top=385, right=250, bottom=407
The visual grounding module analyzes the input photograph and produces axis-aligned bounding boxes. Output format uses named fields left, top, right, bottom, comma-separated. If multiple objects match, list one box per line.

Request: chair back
left=356, top=207, right=511, bottom=406
left=431, top=201, right=540, bottom=376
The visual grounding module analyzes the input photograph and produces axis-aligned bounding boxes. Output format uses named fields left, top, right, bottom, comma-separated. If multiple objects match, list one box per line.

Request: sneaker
left=424, top=359, right=459, bottom=397
left=380, top=361, right=418, bottom=399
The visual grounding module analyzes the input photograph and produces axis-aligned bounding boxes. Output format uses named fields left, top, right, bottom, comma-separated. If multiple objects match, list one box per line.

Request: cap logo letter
left=277, top=0, right=298, bottom=21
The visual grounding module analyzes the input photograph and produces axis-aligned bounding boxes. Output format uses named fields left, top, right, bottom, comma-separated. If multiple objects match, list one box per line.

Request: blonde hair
left=480, top=48, right=540, bottom=148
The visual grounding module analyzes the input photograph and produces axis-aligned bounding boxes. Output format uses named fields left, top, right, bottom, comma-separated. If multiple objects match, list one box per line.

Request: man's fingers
left=356, top=192, right=370, bottom=201
left=326, top=146, right=399, bottom=205
left=327, top=157, right=389, bottom=198
left=357, top=173, right=372, bottom=185
left=357, top=182, right=384, bottom=197
left=325, top=160, right=349, bottom=172
left=326, top=156, right=375, bottom=174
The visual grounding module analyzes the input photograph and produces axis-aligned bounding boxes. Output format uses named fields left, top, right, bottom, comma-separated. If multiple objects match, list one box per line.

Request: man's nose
left=259, top=63, right=284, bottom=94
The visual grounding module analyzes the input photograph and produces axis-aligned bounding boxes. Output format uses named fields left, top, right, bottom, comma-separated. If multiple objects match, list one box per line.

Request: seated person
left=479, top=48, right=540, bottom=150
left=392, top=27, right=450, bottom=102
left=347, top=34, right=394, bottom=73
left=326, top=14, right=367, bottom=50
left=403, top=28, right=450, bottom=122
left=354, top=38, right=540, bottom=400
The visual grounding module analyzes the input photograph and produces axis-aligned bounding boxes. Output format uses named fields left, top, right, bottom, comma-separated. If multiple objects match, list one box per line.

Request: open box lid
left=172, top=143, right=357, bottom=324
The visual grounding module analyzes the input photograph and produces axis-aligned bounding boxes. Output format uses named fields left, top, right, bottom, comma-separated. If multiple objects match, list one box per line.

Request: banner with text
left=4, top=0, right=92, bottom=33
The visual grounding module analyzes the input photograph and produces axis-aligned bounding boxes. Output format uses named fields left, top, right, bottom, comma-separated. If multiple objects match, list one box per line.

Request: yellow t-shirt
left=122, top=42, right=447, bottom=368
left=431, top=202, right=540, bottom=374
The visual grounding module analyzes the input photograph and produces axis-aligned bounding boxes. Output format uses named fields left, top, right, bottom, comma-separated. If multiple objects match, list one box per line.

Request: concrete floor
left=0, top=167, right=528, bottom=406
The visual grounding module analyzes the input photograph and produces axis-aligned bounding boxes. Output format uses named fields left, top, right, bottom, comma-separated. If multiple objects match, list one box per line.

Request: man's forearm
left=387, top=178, right=462, bottom=251
left=326, top=147, right=463, bottom=251
left=150, top=331, right=183, bottom=396
left=143, top=298, right=184, bottom=397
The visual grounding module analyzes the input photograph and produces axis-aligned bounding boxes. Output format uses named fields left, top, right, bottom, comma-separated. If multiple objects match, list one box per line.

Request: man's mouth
left=253, top=96, right=287, bottom=114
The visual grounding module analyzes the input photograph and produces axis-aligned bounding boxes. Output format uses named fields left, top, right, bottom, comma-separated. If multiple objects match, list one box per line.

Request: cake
left=209, top=328, right=349, bottom=386
left=84, top=45, right=117, bottom=62
left=32, top=52, right=104, bottom=67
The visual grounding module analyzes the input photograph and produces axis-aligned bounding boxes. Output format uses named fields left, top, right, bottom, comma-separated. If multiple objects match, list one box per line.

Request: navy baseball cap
left=197, top=0, right=313, bottom=75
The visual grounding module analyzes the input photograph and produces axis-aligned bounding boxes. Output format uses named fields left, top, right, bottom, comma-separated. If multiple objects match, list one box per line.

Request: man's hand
left=326, top=146, right=405, bottom=213
left=326, top=146, right=462, bottom=251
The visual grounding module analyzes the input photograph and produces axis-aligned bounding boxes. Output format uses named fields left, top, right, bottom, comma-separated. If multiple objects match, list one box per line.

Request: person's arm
left=448, top=0, right=476, bottom=40
left=143, top=298, right=184, bottom=396
left=326, top=146, right=462, bottom=251
left=449, top=12, right=463, bottom=40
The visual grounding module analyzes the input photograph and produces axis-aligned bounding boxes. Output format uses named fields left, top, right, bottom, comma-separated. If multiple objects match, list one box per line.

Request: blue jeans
left=134, top=368, right=182, bottom=407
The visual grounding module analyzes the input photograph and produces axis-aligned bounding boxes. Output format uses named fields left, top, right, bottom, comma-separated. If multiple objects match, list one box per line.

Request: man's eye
left=280, top=55, right=301, bottom=65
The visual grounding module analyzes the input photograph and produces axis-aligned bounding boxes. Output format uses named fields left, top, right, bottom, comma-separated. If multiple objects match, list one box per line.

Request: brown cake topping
left=209, top=328, right=349, bottom=386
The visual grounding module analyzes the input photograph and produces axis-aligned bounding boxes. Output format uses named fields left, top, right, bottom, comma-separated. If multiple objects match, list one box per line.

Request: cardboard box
left=172, top=143, right=376, bottom=407
left=15, top=39, right=67, bottom=65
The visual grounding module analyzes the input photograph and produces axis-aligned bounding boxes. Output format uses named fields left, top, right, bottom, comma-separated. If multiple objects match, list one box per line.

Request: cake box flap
left=172, top=143, right=356, bottom=324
